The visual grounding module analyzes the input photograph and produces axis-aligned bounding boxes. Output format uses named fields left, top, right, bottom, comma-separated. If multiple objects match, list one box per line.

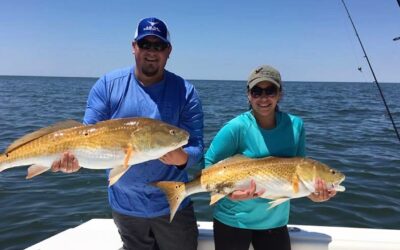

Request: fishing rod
left=340, top=0, right=400, bottom=143
left=395, top=1, right=400, bottom=41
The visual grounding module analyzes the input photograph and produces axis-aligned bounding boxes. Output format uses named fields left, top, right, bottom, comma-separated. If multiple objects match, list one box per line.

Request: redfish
left=0, top=118, right=189, bottom=185
left=154, top=155, right=345, bottom=221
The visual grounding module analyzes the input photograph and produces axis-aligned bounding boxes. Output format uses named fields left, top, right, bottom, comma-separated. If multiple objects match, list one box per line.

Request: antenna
left=341, top=0, right=400, bottom=143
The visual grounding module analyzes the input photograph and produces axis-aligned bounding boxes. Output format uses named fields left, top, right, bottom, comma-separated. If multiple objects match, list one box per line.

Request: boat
left=26, top=219, right=400, bottom=250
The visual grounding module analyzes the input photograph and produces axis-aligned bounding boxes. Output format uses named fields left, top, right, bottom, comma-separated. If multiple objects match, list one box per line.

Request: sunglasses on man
left=136, top=39, right=170, bottom=52
left=249, top=85, right=279, bottom=98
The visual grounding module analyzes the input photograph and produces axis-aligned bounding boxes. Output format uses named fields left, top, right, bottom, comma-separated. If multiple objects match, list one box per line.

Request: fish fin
left=292, top=174, right=299, bottom=194
left=108, top=144, right=134, bottom=186
left=26, top=165, right=51, bottom=179
left=123, top=143, right=133, bottom=168
left=210, top=193, right=225, bottom=205
left=296, top=165, right=315, bottom=192
left=214, top=154, right=277, bottom=166
left=6, top=120, right=83, bottom=153
left=108, top=165, right=130, bottom=186
left=212, top=154, right=254, bottom=168
left=152, top=181, right=186, bottom=222
left=268, top=198, right=290, bottom=209
left=217, top=154, right=252, bottom=164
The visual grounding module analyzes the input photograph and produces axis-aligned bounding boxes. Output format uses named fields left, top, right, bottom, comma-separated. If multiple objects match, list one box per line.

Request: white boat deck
left=26, top=219, right=400, bottom=250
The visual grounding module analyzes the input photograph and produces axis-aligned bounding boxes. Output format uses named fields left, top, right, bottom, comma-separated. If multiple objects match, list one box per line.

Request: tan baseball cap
left=247, top=65, right=281, bottom=89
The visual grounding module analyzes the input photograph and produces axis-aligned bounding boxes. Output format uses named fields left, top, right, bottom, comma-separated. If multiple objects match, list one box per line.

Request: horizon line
left=0, top=74, right=399, bottom=84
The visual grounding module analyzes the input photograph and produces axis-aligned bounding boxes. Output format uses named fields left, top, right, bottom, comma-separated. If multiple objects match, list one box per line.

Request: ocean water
left=0, top=76, right=399, bottom=250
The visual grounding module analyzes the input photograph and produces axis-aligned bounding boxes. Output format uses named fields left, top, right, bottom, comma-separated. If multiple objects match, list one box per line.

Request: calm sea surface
left=0, top=76, right=399, bottom=250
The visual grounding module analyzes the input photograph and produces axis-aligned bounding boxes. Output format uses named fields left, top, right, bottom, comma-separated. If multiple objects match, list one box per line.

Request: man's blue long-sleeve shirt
left=83, top=66, right=204, bottom=217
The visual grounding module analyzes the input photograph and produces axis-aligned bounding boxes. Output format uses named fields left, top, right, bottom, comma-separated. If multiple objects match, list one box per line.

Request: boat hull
left=26, top=219, right=400, bottom=250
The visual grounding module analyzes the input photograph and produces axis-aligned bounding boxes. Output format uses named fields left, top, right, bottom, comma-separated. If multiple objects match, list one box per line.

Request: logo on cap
left=144, top=21, right=161, bottom=32
left=255, top=67, right=263, bottom=74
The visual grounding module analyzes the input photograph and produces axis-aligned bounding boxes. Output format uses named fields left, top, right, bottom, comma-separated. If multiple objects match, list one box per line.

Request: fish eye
left=330, top=169, right=336, bottom=175
left=169, top=129, right=176, bottom=135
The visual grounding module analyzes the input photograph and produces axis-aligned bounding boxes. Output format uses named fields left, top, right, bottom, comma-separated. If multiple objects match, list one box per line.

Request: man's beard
left=141, top=63, right=159, bottom=77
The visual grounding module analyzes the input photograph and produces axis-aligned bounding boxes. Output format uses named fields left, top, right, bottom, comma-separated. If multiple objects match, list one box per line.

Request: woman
left=204, top=65, right=336, bottom=250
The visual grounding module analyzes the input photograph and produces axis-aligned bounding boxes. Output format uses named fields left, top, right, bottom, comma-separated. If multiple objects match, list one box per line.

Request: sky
left=0, top=0, right=399, bottom=82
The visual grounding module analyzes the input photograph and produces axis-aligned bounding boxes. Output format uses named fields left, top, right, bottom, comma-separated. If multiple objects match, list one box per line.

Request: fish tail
left=153, top=181, right=186, bottom=222
left=0, top=154, right=9, bottom=172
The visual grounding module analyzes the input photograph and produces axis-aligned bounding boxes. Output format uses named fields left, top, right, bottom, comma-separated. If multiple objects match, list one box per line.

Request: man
left=52, top=17, right=203, bottom=250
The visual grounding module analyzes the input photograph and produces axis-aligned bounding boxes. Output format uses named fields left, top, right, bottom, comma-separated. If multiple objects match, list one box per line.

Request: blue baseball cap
left=134, top=17, right=171, bottom=44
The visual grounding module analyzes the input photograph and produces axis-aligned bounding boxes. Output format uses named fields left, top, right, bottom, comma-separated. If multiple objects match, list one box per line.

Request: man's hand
left=308, top=178, right=337, bottom=202
left=229, top=180, right=266, bottom=201
left=159, top=148, right=188, bottom=167
left=51, top=151, right=80, bottom=173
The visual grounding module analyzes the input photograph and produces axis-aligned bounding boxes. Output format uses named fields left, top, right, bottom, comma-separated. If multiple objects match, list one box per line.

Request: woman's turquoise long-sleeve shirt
left=204, top=111, right=305, bottom=229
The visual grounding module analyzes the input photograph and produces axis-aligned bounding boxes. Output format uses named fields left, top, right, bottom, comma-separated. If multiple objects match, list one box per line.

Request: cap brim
left=135, top=34, right=170, bottom=44
left=248, top=77, right=281, bottom=89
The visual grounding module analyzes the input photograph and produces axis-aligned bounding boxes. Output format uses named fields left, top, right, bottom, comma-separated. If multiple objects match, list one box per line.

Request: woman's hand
left=308, top=178, right=337, bottom=202
left=228, top=180, right=266, bottom=201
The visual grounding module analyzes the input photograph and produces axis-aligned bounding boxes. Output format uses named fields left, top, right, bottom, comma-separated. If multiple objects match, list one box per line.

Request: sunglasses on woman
left=136, top=39, right=170, bottom=52
left=249, top=85, right=278, bottom=98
